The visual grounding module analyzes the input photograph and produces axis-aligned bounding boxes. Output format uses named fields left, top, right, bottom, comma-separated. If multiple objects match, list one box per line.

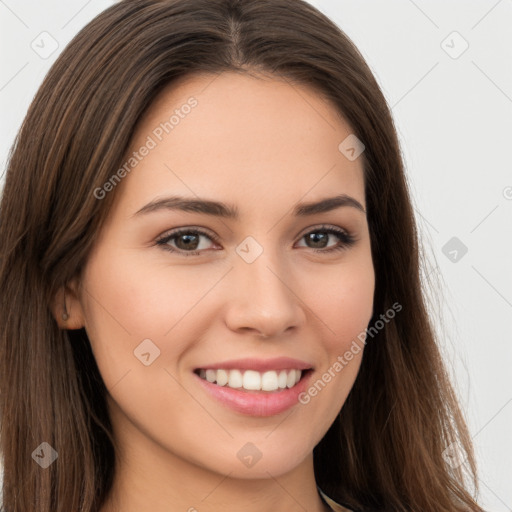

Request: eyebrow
left=132, top=193, right=366, bottom=219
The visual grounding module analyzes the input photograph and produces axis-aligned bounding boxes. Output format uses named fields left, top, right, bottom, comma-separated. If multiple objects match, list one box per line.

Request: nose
left=224, top=251, right=306, bottom=339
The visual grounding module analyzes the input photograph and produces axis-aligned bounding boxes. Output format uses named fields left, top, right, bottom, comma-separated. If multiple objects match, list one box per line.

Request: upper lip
left=195, top=357, right=314, bottom=372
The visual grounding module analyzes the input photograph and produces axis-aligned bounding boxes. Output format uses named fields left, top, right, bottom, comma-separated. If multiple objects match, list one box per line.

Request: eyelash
left=155, top=224, right=357, bottom=257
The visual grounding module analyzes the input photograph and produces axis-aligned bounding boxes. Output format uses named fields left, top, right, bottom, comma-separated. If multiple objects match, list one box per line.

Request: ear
left=51, top=277, right=85, bottom=330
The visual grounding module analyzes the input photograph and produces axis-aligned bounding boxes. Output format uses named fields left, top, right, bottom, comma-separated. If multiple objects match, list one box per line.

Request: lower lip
left=193, top=370, right=313, bottom=417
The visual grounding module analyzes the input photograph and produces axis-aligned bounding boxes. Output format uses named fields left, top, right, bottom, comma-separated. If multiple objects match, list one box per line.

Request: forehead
left=114, top=71, right=365, bottom=217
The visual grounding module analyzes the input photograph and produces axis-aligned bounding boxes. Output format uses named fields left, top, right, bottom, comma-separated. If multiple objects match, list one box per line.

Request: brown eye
left=155, top=225, right=356, bottom=257
left=156, top=228, right=219, bottom=256
left=296, top=226, right=356, bottom=253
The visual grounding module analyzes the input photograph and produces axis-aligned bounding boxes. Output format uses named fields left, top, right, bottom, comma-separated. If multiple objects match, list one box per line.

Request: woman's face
left=66, top=72, right=374, bottom=479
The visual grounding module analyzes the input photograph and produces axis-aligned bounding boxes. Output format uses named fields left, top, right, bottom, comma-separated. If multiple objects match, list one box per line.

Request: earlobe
left=51, top=279, right=85, bottom=330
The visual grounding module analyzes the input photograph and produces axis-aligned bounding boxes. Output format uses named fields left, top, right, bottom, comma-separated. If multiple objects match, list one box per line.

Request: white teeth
left=228, top=369, right=243, bottom=388
left=261, top=370, right=278, bottom=391
left=243, top=370, right=261, bottom=390
left=216, top=369, right=229, bottom=386
left=286, top=370, right=296, bottom=388
left=277, top=370, right=288, bottom=389
left=198, top=368, right=304, bottom=391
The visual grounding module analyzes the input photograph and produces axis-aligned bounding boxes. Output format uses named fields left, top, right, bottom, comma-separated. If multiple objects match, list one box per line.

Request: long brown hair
left=0, top=0, right=485, bottom=510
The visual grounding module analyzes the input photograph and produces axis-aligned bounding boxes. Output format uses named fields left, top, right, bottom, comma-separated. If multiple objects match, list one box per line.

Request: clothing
left=317, top=486, right=355, bottom=512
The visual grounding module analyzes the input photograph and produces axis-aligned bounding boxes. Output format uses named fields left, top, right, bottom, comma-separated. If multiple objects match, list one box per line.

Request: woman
left=0, top=0, right=485, bottom=511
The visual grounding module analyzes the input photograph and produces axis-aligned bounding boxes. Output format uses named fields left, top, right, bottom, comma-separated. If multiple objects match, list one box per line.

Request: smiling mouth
left=193, top=368, right=313, bottom=393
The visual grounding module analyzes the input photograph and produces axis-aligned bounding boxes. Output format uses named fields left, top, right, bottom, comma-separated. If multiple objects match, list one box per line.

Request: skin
left=53, top=71, right=375, bottom=512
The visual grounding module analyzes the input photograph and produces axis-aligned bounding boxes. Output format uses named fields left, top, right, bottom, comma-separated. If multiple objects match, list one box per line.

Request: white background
left=1, top=1, right=511, bottom=510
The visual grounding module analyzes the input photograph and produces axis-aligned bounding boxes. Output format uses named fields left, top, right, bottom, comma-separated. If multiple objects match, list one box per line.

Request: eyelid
left=295, top=224, right=358, bottom=251
left=296, top=223, right=351, bottom=238
left=155, top=226, right=220, bottom=244
left=155, top=223, right=357, bottom=255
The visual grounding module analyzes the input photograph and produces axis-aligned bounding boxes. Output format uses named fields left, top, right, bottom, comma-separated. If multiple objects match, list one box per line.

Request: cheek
left=300, top=254, right=375, bottom=350
left=333, top=277, right=374, bottom=347
left=79, top=248, right=228, bottom=380
left=295, top=262, right=373, bottom=429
